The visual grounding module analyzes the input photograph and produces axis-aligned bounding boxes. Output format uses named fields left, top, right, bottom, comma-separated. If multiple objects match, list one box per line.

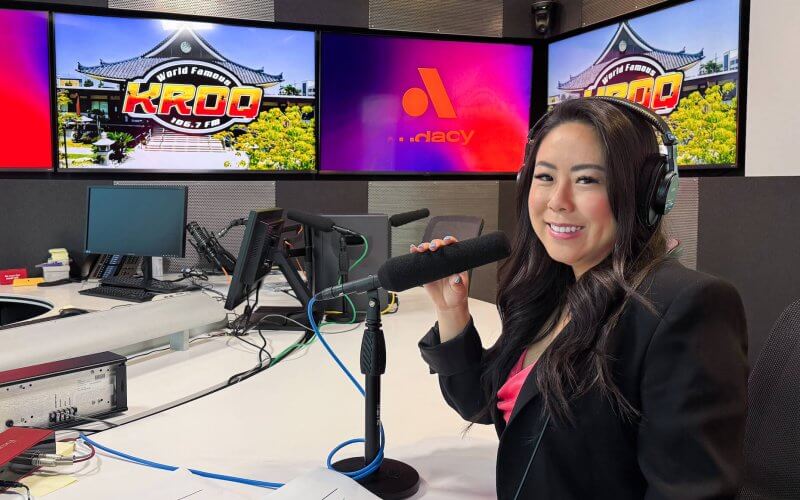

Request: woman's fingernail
left=443, top=235, right=452, bottom=241
left=454, top=276, right=462, bottom=284
left=430, top=242, right=437, bottom=250
left=410, top=244, right=416, bottom=251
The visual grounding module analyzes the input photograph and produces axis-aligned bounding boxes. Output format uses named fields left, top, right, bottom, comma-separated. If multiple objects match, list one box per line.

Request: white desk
left=0, top=281, right=502, bottom=499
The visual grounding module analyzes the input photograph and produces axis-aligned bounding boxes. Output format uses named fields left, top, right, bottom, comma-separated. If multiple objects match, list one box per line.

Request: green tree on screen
left=666, top=82, right=737, bottom=165
left=280, top=84, right=302, bottom=96
left=56, top=90, right=78, bottom=132
left=216, top=106, right=315, bottom=170
left=701, top=60, right=724, bottom=74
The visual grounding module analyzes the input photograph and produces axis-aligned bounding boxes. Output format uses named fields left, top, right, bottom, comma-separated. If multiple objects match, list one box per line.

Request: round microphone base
left=332, top=457, right=420, bottom=499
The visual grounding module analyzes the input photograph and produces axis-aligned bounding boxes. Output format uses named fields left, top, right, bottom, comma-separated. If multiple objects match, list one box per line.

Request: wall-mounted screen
left=320, top=33, right=533, bottom=174
left=54, top=13, right=316, bottom=173
left=0, top=9, right=53, bottom=171
left=548, top=0, right=742, bottom=169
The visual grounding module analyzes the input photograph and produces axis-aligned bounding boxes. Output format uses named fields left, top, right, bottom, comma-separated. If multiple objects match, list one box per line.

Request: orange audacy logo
left=402, top=68, right=457, bottom=118
left=396, top=68, right=474, bottom=146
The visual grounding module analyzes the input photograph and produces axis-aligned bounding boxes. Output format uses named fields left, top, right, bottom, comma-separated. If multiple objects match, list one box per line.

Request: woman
left=414, top=98, right=748, bottom=499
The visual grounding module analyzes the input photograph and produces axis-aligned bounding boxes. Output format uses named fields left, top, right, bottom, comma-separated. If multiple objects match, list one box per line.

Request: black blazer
left=419, top=258, right=748, bottom=499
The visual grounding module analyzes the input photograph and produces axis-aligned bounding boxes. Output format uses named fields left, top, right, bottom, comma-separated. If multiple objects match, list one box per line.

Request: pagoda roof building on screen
left=76, top=28, right=283, bottom=87
left=557, top=21, right=703, bottom=93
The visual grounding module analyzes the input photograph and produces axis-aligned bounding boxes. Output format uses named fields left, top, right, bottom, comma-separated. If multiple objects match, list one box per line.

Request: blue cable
left=75, top=293, right=387, bottom=489
left=187, top=468, right=284, bottom=489
left=307, top=297, right=386, bottom=480
left=80, top=432, right=285, bottom=488
left=79, top=433, right=178, bottom=472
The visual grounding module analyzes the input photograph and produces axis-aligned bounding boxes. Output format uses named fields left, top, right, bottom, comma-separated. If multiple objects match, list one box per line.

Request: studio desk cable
left=79, top=236, right=386, bottom=490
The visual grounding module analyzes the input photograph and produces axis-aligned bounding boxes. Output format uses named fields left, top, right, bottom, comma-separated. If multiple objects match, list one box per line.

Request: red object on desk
left=0, top=268, right=27, bottom=285
left=0, top=427, right=55, bottom=482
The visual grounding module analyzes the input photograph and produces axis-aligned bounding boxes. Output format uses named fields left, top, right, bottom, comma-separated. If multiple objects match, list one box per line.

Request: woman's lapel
left=506, top=363, right=543, bottom=427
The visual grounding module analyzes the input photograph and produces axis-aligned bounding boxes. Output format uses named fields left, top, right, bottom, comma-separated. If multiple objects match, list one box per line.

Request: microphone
left=286, top=209, right=360, bottom=237
left=217, top=217, right=247, bottom=238
left=187, top=222, right=224, bottom=270
left=315, top=231, right=510, bottom=300
left=389, top=208, right=430, bottom=227
left=187, top=222, right=237, bottom=273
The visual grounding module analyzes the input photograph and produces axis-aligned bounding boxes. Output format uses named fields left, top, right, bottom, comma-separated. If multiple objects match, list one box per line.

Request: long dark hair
left=486, top=98, right=670, bottom=424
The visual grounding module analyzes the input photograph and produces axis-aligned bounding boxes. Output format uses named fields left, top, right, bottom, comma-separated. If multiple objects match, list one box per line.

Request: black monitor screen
left=85, top=186, right=187, bottom=257
left=225, top=208, right=285, bottom=311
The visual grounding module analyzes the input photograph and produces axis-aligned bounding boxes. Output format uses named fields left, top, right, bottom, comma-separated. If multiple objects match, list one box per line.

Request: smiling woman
left=529, top=121, right=616, bottom=278
left=415, top=97, right=748, bottom=499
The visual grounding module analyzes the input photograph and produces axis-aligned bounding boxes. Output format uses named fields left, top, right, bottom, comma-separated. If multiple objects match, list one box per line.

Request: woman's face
left=528, top=121, right=617, bottom=278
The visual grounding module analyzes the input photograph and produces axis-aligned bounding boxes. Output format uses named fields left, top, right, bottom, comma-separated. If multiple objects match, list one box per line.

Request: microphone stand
left=332, top=289, right=420, bottom=499
left=327, top=234, right=366, bottom=323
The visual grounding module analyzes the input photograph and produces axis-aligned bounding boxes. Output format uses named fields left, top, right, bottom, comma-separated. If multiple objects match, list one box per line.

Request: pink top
left=497, top=351, right=536, bottom=424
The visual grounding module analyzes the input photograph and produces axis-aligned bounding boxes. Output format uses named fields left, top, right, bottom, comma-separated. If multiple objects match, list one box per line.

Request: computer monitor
left=85, top=185, right=187, bottom=288
left=224, top=208, right=286, bottom=311
left=312, top=214, right=391, bottom=321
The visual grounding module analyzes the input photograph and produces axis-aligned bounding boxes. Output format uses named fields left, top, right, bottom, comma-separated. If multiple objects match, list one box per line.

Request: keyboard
left=79, top=285, right=156, bottom=303
left=101, top=276, right=186, bottom=293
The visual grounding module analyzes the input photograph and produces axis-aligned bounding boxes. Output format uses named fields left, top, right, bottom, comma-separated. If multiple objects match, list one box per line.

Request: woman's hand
left=411, top=236, right=471, bottom=341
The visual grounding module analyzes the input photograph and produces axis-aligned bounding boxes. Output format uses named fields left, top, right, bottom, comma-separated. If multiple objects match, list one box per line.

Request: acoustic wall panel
left=369, top=180, right=500, bottom=303
left=108, top=0, right=275, bottom=22
left=698, top=177, right=800, bottom=364
left=581, top=0, right=666, bottom=26
left=0, top=179, right=113, bottom=276
left=369, top=0, right=503, bottom=37
left=662, top=177, right=699, bottom=271
left=116, top=181, right=276, bottom=272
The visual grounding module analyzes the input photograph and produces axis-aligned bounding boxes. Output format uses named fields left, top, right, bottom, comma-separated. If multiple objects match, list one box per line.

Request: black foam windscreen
left=286, top=210, right=334, bottom=232
left=389, top=208, right=430, bottom=227
left=377, top=231, right=510, bottom=292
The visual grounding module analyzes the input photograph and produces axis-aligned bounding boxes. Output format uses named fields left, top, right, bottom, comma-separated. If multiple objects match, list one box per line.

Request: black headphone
left=519, top=96, right=679, bottom=229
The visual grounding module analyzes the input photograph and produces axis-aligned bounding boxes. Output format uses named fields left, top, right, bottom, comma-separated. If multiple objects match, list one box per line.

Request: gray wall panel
left=369, top=0, right=503, bottom=37
left=369, top=180, right=500, bottom=303
left=116, top=180, right=276, bottom=272
left=698, top=177, right=800, bottom=364
left=108, top=0, right=275, bottom=22
left=662, top=177, right=698, bottom=270
left=275, top=0, right=368, bottom=27
left=0, top=179, right=113, bottom=277
left=581, top=0, right=666, bottom=26
left=276, top=180, right=369, bottom=215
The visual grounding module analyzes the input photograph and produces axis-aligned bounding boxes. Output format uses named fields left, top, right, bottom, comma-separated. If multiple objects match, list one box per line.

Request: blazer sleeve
left=418, top=317, right=493, bottom=425
left=637, top=277, right=749, bottom=500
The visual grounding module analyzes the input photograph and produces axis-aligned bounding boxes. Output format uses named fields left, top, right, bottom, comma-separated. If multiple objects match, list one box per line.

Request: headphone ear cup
left=640, top=155, right=668, bottom=228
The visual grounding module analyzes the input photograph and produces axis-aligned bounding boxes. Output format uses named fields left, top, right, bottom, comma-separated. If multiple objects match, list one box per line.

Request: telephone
left=83, top=254, right=142, bottom=280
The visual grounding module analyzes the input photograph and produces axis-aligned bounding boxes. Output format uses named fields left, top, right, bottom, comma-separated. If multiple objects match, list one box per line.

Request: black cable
left=126, top=333, right=224, bottom=362
left=0, top=480, right=31, bottom=500
left=72, top=415, right=118, bottom=428
left=512, top=413, right=551, bottom=500
left=126, top=346, right=171, bottom=362
left=256, top=327, right=270, bottom=366
left=56, top=427, right=103, bottom=435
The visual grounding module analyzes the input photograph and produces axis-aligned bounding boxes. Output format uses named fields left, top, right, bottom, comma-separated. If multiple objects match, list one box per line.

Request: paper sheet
left=20, top=474, right=77, bottom=497
left=267, top=468, right=380, bottom=500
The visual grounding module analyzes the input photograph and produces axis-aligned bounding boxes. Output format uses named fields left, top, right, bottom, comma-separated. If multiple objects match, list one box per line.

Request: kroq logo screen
left=548, top=0, right=741, bottom=167
left=320, top=34, right=533, bottom=173
left=54, top=14, right=315, bottom=172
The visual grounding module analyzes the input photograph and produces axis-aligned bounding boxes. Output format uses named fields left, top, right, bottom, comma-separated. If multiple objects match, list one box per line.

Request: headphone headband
left=586, top=96, right=678, bottom=178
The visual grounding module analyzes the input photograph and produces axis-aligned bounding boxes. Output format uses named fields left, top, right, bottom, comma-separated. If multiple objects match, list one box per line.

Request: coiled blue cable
left=307, top=296, right=386, bottom=480
left=76, top=293, right=386, bottom=490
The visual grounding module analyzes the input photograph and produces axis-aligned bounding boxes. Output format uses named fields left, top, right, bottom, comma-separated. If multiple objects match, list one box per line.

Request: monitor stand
left=252, top=250, right=322, bottom=331
left=101, top=257, right=188, bottom=293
